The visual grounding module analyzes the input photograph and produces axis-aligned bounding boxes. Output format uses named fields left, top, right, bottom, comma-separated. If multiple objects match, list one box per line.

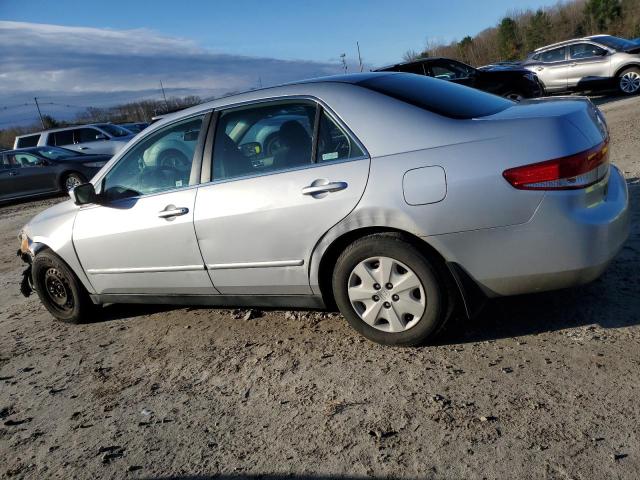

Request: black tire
left=617, top=66, right=640, bottom=96
left=62, top=172, right=86, bottom=192
left=332, top=234, right=447, bottom=347
left=32, top=250, right=96, bottom=324
left=503, top=90, right=526, bottom=102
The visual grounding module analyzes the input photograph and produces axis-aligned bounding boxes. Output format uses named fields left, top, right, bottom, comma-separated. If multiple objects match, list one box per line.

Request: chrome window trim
left=199, top=155, right=369, bottom=188
left=207, top=259, right=304, bottom=270
left=200, top=94, right=370, bottom=186
left=87, top=265, right=205, bottom=274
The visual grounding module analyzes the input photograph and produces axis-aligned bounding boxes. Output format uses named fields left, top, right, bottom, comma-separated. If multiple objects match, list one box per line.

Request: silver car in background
left=18, top=73, right=629, bottom=346
left=523, top=35, right=640, bottom=95
left=13, top=123, right=135, bottom=155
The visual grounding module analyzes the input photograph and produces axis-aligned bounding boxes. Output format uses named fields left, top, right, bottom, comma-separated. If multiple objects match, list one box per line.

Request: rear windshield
left=593, top=35, right=636, bottom=51
left=357, top=74, right=513, bottom=119
left=16, top=134, right=40, bottom=148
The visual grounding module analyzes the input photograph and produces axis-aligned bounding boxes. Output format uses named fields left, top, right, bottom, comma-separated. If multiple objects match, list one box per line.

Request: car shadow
left=141, top=476, right=409, bottom=480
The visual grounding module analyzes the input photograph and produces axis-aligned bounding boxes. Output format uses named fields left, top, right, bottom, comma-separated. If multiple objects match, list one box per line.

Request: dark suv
left=375, top=57, right=544, bottom=100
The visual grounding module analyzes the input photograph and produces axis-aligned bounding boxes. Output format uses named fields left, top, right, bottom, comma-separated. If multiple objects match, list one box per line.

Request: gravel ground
left=1, top=96, right=639, bottom=480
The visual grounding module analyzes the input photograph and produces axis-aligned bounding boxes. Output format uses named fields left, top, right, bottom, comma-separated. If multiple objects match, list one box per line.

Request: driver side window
left=101, top=115, right=205, bottom=201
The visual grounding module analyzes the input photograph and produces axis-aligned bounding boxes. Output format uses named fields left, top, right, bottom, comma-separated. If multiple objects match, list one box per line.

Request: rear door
left=530, top=46, right=569, bottom=91
left=0, top=154, right=20, bottom=200
left=194, top=99, right=370, bottom=295
left=567, top=43, right=611, bottom=89
left=5, top=152, right=57, bottom=195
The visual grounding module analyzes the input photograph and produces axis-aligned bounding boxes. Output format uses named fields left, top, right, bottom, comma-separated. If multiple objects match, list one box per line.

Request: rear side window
left=569, top=43, right=607, bottom=59
left=358, top=74, right=512, bottom=119
left=316, top=111, right=364, bottom=162
left=50, top=130, right=74, bottom=146
left=75, top=128, right=104, bottom=143
left=16, top=134, right=40, bottom=148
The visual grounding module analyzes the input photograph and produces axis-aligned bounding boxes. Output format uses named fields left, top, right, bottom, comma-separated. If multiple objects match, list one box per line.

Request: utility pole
left=340, top=53, right=348, bottom=73
left=159, top=80, right=169, bottom=111
left=34, top=97, right=45, bottom=128
left=357, top=41, right=363, bottom=72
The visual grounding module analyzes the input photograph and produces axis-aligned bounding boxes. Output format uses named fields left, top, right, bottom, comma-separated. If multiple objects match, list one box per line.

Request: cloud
left=0, top=21, right=343, bottom=127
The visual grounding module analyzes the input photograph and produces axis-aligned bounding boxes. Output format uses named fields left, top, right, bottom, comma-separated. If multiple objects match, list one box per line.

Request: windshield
left=593, top=35, right=637, bottom=50
left=33, top=146, right=80, bottom=159
left=358, top=73, right=513, bottom=119
left=96, top=124, right=131, bottom=137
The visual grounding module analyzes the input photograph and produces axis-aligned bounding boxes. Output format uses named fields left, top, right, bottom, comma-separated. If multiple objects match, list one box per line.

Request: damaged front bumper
left=17, top=230, right=34, bottom=297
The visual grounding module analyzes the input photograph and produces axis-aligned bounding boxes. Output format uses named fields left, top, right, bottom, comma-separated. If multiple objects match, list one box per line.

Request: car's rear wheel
left=63, top=172, right=85, bottom=191
left=332, top=234, right=447, bottom=346
left=32, top=250, right=96, bottom=324
left=618, top=67, right=640, bottom=95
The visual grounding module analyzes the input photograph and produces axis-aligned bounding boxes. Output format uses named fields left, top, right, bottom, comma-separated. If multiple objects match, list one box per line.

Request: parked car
left=119, top=122, right=149, bottom=134
left=17, top=73, right=628, bottom=346
left=1, top=146, right=110, bottom=203
left=523, top=35, right=640, bottom=95
left=13, top=123, right=134, bottom=155
left=375, top=57, right=544, bottom=100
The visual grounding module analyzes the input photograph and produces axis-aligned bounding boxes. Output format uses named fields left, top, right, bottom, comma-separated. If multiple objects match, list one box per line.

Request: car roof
left=373, top=57, right=468, bottom=72
left=149, top=72, right=408, bottom=126
left=532, top=35, right=611, bottom=53
left=15, top=123, right=111, bottom=138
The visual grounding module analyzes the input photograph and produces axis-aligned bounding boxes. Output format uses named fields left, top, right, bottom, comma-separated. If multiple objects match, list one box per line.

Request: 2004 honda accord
left=17, top=73, right=629, bottom=346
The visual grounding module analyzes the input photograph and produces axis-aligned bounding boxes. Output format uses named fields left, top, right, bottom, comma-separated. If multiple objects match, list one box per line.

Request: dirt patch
left=1, top=97, right=639, bottom=479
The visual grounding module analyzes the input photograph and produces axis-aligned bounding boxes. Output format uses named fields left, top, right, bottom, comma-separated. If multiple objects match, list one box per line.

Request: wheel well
left=317, top=227, right=459, bottom=311
left=614, top=63, right=640, bottom=78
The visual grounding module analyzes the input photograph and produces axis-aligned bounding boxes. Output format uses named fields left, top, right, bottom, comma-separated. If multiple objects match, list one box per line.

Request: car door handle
left=301, top=181, right=348, bottom=196
left=158, top=206, right=189, bottom=218
left=536, top=67, right=544, bottom=71
left=8, top=171, right=18, bottom=176
left=570, top=62, right=577, bottom=67
left=78, top=147, right=89, bottom=150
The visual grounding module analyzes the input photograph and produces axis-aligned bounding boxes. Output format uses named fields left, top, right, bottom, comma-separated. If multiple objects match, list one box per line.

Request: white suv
left=14, top=124, right=134, bottom=155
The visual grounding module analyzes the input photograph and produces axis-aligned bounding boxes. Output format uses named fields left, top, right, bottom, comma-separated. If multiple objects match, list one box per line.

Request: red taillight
left=503, top=140, right=610, bottom=190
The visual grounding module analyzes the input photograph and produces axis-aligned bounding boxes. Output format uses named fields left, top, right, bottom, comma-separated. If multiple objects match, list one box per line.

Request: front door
left=73, top=114, right=215, bottom=295
left=194, top=100, right=370, bottom=295
left=530, top=46, right=569, bottom=92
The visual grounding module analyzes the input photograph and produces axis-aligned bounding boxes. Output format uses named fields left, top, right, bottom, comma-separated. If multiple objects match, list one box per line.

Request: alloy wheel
left=620, top=71, right=640, bottom=94
left=65, top=175, right=82, bottom=191
left=347, top=256, right=426, bottom=333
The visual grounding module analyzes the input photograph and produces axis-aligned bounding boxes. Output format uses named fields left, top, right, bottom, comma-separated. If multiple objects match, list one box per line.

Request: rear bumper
left=427, top=165, right=630, bottom=297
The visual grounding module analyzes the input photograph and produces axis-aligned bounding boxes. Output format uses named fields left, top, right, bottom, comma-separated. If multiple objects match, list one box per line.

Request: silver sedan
left=18, top=73, right=629, bottom=346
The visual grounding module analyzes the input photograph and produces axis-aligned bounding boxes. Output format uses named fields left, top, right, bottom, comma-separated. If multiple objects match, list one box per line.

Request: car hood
left=25, top=199, right=78, bottom=233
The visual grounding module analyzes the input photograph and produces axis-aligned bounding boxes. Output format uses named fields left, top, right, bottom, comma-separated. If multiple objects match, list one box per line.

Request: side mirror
left=96, top=133, right=109, bottom=141
left=69, top=183, right=97, bottom=205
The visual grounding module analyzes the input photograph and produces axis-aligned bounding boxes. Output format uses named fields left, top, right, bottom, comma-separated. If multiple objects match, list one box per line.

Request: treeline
left=404, top=0, right=640, bottom=66
left=0, top=95, right=202, bottom=149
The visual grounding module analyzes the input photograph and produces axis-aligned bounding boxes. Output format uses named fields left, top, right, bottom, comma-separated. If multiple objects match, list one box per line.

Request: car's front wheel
left=618, top=67, right=640, bottom=95
left=32, top=250, right=96, bottom=323
left=332, top=234, right=448, bottom=346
